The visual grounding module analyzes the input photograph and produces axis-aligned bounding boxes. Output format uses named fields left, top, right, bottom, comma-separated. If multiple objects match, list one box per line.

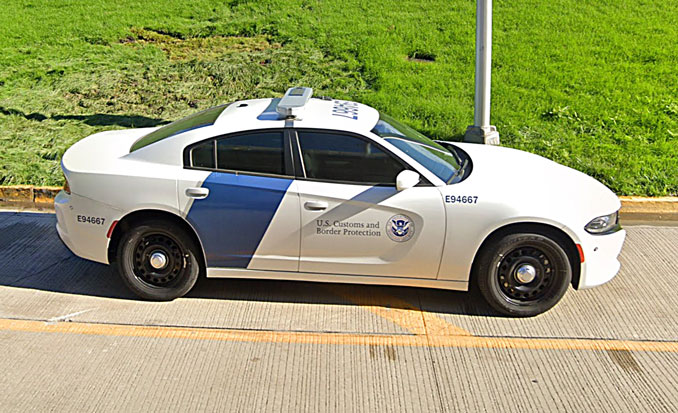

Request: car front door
left=294, top=130, right=445, bottom=279
left=179, top=130, right=300, bottom=272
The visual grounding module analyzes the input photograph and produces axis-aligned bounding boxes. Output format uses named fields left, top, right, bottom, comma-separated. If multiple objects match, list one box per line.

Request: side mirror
left=396, top=170, right=420, bottom=191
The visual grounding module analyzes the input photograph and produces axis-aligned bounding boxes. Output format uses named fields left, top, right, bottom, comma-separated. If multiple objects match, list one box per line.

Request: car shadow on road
left=0, top=106, right=169, bottom=128
left=0, top=211, right=500, bottom=317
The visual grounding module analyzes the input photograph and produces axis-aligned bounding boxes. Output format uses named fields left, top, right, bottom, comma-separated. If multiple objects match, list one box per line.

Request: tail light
left=63, top=173, right=71, bottom=195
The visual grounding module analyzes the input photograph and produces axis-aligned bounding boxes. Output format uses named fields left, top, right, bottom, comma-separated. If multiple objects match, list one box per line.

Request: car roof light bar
left=276, top=87, right=313, bottom=119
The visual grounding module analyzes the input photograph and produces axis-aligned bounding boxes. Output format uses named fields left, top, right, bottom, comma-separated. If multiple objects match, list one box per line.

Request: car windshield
left=371, top=113, right=459, bottom=183
left=130, top=104, right=228, bottom=152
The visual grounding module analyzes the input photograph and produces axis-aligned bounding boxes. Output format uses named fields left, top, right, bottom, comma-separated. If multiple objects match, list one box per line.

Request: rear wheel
left=116, top=220, right=200, bottom=301
left=475, top=233, right=572, bottom=317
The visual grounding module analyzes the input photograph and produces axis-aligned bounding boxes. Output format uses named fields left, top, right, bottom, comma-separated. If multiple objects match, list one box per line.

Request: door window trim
left=182, top=128, right=295, bottom=179
left=291, top=128, right=432, bottom=187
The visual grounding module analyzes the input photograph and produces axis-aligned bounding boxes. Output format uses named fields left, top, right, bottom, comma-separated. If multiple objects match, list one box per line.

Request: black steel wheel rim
left=132, top=232, right=187, bottom=288
left=496, top=245, right=555, bottom=304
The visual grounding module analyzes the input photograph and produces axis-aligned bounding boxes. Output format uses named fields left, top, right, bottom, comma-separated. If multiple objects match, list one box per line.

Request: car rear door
left=179, top=129, right=301, bottom=271
left=293, top=130, right=446, bottom=279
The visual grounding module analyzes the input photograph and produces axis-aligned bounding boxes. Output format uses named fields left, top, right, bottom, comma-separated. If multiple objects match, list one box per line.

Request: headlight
left=585, top=211, right=619, bottom=234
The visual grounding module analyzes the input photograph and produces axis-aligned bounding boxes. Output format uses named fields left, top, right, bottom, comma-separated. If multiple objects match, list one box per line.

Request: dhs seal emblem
left=387, top=214, right=414, bottom=242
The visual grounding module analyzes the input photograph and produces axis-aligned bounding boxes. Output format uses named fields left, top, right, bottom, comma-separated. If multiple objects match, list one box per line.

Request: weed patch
left=122, top=28, right=277, bottom=61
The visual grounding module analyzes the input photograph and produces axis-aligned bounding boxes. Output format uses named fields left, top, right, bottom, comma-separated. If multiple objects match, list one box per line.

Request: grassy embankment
left=0, top=0, right=676, bottom=195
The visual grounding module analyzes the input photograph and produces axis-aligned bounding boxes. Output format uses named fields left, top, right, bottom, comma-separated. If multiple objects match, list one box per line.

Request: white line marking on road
left=46, top=309, right=94, bottom=324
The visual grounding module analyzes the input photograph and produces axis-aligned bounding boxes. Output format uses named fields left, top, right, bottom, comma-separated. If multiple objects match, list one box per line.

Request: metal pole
left=464, top=0, right=500, bottom=145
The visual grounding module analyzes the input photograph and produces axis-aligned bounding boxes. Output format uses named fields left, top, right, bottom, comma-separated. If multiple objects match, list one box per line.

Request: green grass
left=0, top=0, right=676, bottom=195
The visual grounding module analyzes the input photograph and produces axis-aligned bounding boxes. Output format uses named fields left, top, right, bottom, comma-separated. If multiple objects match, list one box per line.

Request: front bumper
left=577, top=229, right=626, bottom=289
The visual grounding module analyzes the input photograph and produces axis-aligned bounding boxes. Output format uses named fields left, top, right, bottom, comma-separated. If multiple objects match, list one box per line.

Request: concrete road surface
left=0, top=211, right=677, bottom=412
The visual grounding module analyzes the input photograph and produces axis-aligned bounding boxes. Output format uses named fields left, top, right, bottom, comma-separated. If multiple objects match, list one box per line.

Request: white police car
left=55, top=87, right=625, bottom=316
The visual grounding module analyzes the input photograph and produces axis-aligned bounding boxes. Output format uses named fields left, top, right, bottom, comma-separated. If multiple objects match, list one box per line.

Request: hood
left=452, top=142, right=621, bottom=227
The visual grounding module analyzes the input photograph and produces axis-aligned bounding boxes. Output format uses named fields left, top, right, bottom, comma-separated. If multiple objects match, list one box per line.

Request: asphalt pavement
left=0, top=211, right=676, bottom=412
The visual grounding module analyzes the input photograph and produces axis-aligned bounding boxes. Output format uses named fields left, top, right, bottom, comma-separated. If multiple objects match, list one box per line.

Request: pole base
left=463, top=125, right=500, bottom=145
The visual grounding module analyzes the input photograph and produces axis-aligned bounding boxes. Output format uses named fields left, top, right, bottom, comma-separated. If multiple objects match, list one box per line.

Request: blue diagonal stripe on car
left=186, top=172, right=292, bottom=268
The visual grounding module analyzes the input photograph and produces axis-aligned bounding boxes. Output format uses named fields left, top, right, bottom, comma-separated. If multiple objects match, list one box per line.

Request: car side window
left=190, top=140, right=215, bottom=168
left=216, top=132, right=284, bottom=175
left=297, top=131, right=404, bottom=185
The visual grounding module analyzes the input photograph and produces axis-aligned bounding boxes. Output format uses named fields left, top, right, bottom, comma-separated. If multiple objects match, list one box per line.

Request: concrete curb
left=617, top=196, right=678, bottom=222
left=0, top=185, right=676, bottom=221
left=0, top=185, right=62, bottom=210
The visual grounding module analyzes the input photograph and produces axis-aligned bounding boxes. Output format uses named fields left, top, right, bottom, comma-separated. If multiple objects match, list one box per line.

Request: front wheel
left=116, top=220, right=201, bottom=301
left=475, top=233, right=572, bottom=317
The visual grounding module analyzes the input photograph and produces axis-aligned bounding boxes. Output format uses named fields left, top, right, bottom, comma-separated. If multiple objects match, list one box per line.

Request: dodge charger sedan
left=55, top=87, right=625, bottom=316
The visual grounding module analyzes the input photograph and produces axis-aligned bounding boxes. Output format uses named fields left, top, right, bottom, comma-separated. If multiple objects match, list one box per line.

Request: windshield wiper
left=434, top=140, right=463, bottom=164
left=446, top=158, right=469, bottom=184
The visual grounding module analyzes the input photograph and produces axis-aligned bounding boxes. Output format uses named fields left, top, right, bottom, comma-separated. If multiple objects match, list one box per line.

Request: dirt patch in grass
left=406, top=50, right=436, bottom=63
left=121, top=28, right=278, bottom=61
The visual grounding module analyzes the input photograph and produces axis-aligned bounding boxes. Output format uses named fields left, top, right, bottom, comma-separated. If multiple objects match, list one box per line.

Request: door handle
left=304, top=200, right=328, bottom=211
left=186, top=187, right=209, bottom=199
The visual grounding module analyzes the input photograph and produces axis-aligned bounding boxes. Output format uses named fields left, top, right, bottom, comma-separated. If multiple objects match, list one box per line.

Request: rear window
left=190, top=140, right=215, bottom=168
left=130, top=105, right=227, bottom=152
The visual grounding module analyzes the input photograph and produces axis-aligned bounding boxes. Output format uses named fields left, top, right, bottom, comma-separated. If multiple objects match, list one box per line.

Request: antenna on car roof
left=276, top=87, right=313, bottom=120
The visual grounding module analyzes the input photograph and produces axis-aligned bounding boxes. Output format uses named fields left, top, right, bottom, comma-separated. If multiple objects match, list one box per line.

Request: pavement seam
left=3, top=318, right=678, bottom=353
left=418, top=291, right=447, bottom=413
left=1, top=316, right=416, bottom=336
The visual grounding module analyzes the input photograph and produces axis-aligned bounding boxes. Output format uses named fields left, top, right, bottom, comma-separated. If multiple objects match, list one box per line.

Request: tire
left=116, top=219, right=201, bottom=301
left=475, top=232, right=572, bottom=317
